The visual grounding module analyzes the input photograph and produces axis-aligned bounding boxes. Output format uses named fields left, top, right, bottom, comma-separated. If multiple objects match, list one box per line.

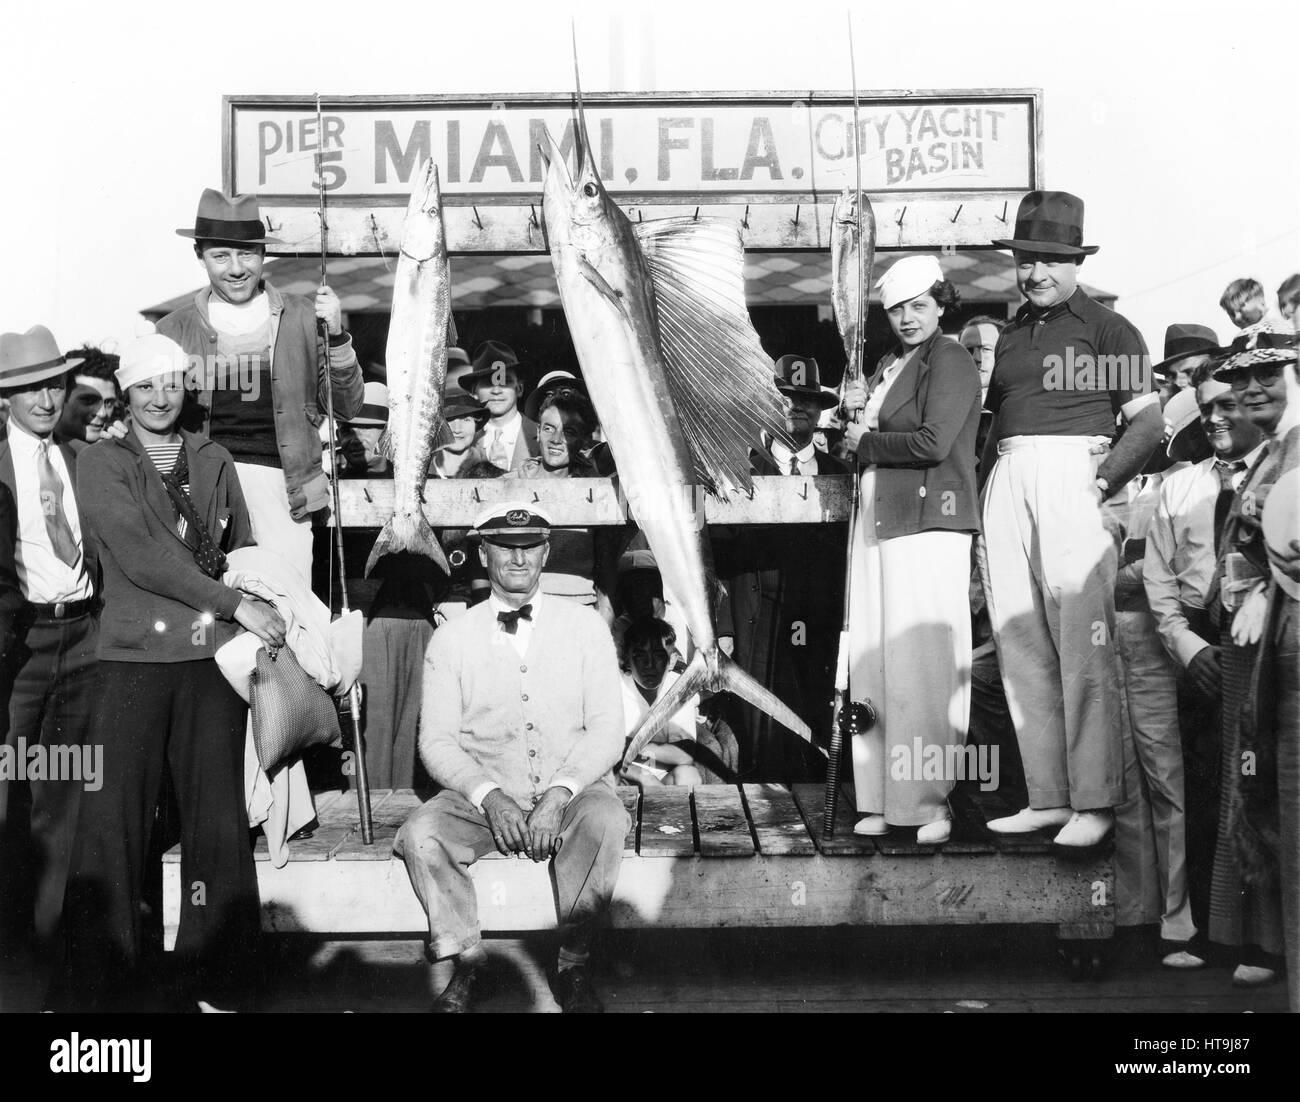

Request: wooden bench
left=162, top=784, right=1113, bottom=950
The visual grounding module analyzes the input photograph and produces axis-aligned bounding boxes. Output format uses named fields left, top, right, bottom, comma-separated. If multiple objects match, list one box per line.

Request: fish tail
left=621, top=652, right=711, bottom=772
left=377, top=427, right=396, bottom=461
left=713, top=651, right=819, bottom=753
left=365, top=511, right=448, bottom=577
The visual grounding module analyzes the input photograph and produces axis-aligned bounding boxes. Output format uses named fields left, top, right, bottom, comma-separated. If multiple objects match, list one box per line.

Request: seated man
left=394, top=501, right=628, bottom=1013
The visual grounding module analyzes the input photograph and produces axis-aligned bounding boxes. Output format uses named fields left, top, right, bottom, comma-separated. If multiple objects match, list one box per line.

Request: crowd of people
left=1, top=186, right=1298, bottom=1014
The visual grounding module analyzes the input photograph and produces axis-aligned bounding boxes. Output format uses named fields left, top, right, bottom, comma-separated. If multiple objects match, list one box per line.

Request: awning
left=141, top=250, right=1115, bottom=320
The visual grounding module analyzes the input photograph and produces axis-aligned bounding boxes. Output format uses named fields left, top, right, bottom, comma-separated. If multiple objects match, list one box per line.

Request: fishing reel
left=837, top=698, right=878, bottom=737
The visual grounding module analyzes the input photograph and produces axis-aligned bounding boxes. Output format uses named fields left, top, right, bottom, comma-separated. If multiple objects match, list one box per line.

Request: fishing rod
left=316, top=92, right=374, bottom=844
left=823, top=13, right=875, bottom=838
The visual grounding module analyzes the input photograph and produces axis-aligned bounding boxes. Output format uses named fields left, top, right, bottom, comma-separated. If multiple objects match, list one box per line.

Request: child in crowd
left=1220, top=278, right=1287, bottom=337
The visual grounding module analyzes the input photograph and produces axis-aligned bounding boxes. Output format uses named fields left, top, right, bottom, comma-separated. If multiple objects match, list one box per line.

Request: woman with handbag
left=61, top=334, right=285, bottom=1011
left=841, top=255, right=983, bottom=844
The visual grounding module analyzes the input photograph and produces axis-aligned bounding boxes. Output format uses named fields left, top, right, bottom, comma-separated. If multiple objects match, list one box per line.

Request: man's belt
left=21, top=597, right=99, bottom=623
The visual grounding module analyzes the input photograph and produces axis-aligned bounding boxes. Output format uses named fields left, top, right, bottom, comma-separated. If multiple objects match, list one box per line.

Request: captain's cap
left=470, top=500, right=552, bottom=546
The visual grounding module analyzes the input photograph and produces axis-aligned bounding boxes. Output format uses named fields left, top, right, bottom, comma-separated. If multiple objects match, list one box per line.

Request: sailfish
left=539, top=46, right=816, bottom=770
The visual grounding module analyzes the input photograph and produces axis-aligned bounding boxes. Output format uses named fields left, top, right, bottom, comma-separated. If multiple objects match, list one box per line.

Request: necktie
left=490, top=429, right=508, bottom=469
left=1213, top=459, right=1246, bottom=555
left=36, top=440, right=80, bottom=568
left=497, top=603, right=533, bottom=635
left=786, top=455, right=799, bottom=476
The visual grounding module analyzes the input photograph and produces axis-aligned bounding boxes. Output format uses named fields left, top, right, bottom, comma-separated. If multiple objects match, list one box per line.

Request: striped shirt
left=144, top=441, right=189, bottom=539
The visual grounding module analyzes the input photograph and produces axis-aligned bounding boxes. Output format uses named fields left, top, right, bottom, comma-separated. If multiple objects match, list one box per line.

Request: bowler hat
left=525, top=369, right=588, bottom=422
left=177, top=188, right=283, bottom=244
left=992, top=190, right=1099, bottom=256
left=0, top=325, right=83, bottom=390
left=469, top=500, right=552, bottom=546
left=773, top=355, right=838, bottom=408
left=459, top=341, right=530, bottom=392
left=1153, top=323, right=1219, bottom=377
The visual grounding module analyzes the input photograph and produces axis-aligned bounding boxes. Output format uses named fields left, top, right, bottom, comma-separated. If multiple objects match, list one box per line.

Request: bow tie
left=497, top=604, right=533, bottom=634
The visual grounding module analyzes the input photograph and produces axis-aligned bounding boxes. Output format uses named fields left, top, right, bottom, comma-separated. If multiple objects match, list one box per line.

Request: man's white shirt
left=7, top=420, right=93, bottom=603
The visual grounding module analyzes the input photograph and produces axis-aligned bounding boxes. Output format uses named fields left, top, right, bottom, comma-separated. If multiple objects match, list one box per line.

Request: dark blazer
left=0, top=478, right=20, bottom=663
left=0, top=432, right=100, bottom=605
left=78, top=430, right=254, bottom=663
left=856, top=332, right=981, bottom=538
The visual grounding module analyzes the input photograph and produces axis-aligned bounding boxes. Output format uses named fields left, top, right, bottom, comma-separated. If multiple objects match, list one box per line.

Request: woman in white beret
left=841, top=255, right=983, bottom=844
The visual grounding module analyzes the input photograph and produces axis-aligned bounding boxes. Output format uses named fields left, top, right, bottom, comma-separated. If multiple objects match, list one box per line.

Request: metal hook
left=532, top=491, right=540, bottom=503
left=950, top=203, right=963, bottom=223
left=742, top=204, right=750, bottom=230
left=587, top=486, right=594, bottom=503
left=369, top=213, right=391, bottom=271
left=792, top=204, right=801, bottom=226
left=895, top=206, right=907, bottom=229
left=362, top=486, right=373, bottom=503
left=800, top=480, right=810, bottom=500
left=998, top=200, right=1009, bottom=224
left=692, top=206, right=699, bottom=221
left=265, top=216, right=282, bottom=234
left=472, top=486, right=482, bottom=503
left=637, top=209, right=643, bottom=223
left=472, top=205, right=483, bottom=230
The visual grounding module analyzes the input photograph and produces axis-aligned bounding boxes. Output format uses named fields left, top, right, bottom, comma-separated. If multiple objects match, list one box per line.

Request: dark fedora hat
left=177, top=188, right=283, bottom=244
left=1153, top=323, right=1220, bottom=376
left=458, top=340, right=531, bottom=392
left=773, top=354, right=838, bottom=409
left=0, top=325, right=83, bottom=390
left=992, top=190, right=1099, bottom=257
left=443, top=388, right=490, bottom=422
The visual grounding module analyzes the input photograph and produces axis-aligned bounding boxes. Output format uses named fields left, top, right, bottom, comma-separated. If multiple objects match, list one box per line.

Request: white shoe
left=1161, top=950, right=1206, bottom=970
left=916, top=812, right=952, bottom=845
left=985, top=806, right=1071, bottom=834
left=1053, top=810, right=1114, bottom=847
left=853, top=814, right=888, bottom=836
left=1232, top=964, right=1278, bottom=988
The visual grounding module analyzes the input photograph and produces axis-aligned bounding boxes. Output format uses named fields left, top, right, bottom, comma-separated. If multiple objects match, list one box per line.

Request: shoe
left=431, top=960, right=485, bottom=1013
left=1232, top=964, right=1278, bottom=988
left=1053, top=810, right=1114, bottom=847
left=853, top=814, right=888, bottom=836
left=985, top=806, right=1071, bottom=834
left=550, top=965, right=605, bottom=1013
left=1161, top=950, right=1207, bottom=970
left=916, top=811, right=952, bottom=845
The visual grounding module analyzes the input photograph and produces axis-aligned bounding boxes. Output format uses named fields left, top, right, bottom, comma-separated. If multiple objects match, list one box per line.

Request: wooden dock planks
left=741, top=784, right=818, bottom=856
left=692, top=786, right=755, bottom=857
left=791, top=783, right=878, bottom=856
left=637, top=786, right=696, bottom=856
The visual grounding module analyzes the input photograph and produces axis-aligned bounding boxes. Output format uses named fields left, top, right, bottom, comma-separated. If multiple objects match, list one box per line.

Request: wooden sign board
left=224, top=90, right=1041, bottom=253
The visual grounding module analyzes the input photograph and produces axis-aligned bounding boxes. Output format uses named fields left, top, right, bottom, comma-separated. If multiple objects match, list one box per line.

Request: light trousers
left=1112, top=608, right=1195, bottom=941
left=234, top=462, right=313, bottom=589
left=849, top=472, right=972, bottom=825
left=394, top=784, right=629, bottom=961
left=978, top=437, right=1124, bottom=809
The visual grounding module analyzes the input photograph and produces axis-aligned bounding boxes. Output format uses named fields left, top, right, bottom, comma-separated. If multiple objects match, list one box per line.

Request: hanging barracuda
left=539, top=45, right=814, bottom=771
left=366, top=159, right=452, bottom=578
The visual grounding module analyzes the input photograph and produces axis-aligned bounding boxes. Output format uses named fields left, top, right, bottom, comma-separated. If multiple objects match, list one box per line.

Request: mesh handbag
left=249, top=644, right=342, bottom=773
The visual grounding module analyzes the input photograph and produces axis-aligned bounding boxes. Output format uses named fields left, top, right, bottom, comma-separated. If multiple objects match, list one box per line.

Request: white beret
left=117, top=334, right=189, bottom=392
left=875, top=255, right=945, bottom=310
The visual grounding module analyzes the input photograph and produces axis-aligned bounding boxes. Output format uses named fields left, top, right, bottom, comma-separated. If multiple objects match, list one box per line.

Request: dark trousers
left=1176, top=605, right=1220, bottom=940
left=0, top=610, right=97, bottom=958
left=62, top=659, right=260, bottom=1009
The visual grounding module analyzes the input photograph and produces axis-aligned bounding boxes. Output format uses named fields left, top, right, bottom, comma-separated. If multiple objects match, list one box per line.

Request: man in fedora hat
left=393, top=501, right=627, bottom=1012
left=157, top=188, right=364, bottom=586
left=1142, top=362, right=1265, bottom=967
left=0, top=326, right=100, bottom=965
left=1151, top=323, right=1220, bottom=400
left=458, top=341, right=539, bottom=473
left=714, top=354, right=850, bottom=780
left=979, top=190, right=1166, bottom=848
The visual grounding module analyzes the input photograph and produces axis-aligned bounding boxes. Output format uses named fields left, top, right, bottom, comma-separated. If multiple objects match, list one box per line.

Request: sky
left=2, top=0, right=1297, bottom=358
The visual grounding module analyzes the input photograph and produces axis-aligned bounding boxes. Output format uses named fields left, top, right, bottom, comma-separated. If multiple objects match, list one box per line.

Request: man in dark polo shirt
left=978, top=191, right=1165, bottom=848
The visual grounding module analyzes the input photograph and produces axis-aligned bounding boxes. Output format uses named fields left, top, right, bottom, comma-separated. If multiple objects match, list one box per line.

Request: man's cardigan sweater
left=419, top=595, right=625, bottom=807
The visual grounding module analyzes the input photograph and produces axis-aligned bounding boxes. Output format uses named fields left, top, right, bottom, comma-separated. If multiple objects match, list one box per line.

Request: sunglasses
left=1228, top=364, right=1287, bottom=390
